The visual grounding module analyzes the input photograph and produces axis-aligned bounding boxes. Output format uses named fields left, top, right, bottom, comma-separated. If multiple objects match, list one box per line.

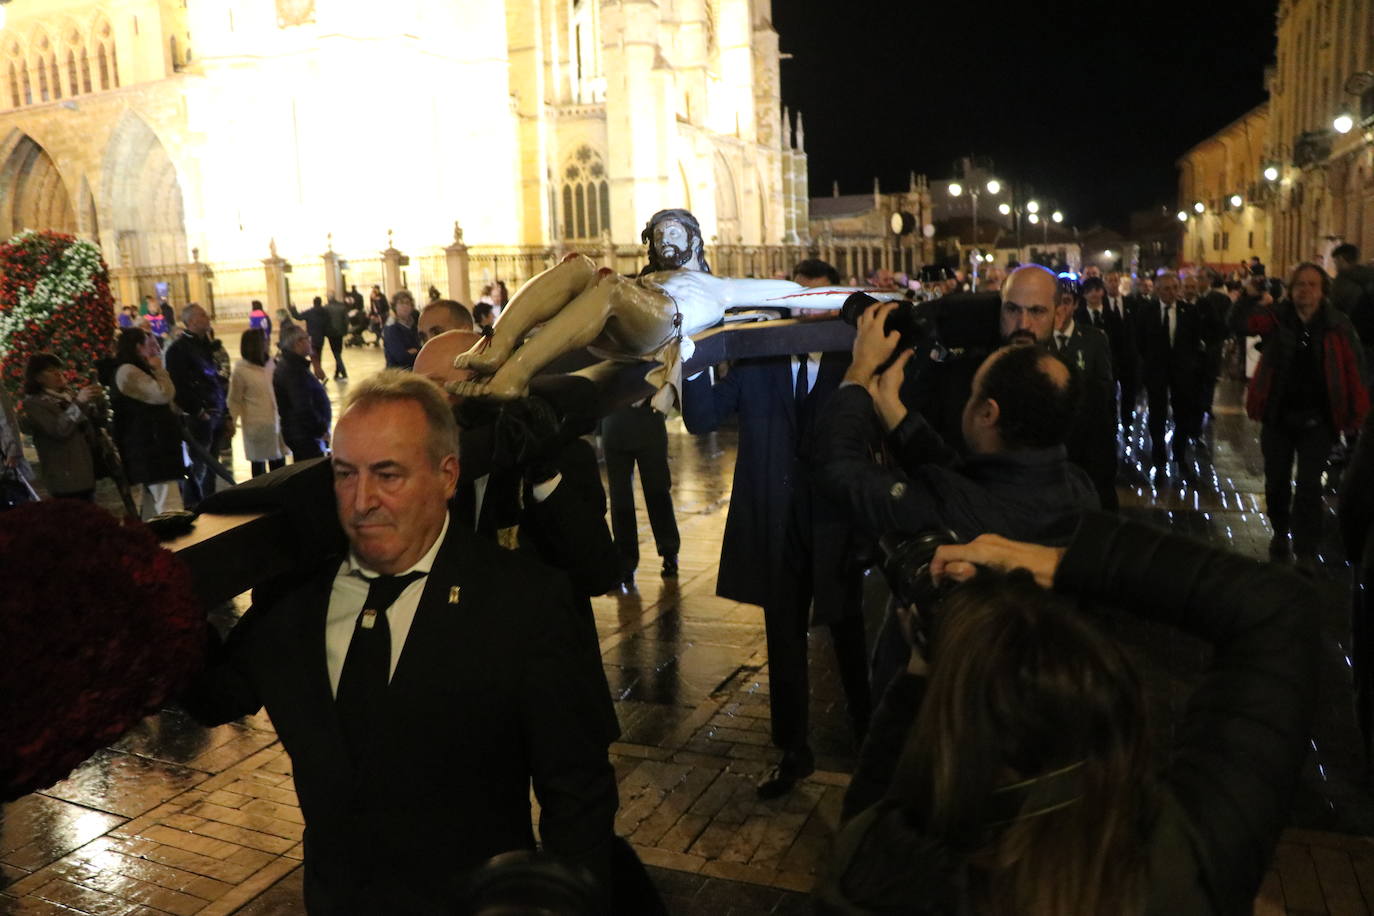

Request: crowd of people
left=4, top=225, right=1362, bottom=914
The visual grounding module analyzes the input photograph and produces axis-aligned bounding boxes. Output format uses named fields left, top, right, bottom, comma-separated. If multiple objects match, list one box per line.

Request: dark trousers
left=1119, top=375, right=1138, bottom=432
left=326, top=335, right=347, bottom=378
left=287, top=437, right=326, bottom=462
left=604, top=411, right=679, bottom=575
left=180, top=414, right=218, bottom=509
left=1261, top=415, right=1334, bottom=556
left=1147, top=383, right=1199, bottom=466
left=250, top=457, right=287, bottom=478
left=764, top=507, right=871, bottom=753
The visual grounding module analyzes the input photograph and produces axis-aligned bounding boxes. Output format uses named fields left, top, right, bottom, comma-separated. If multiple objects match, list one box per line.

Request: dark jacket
left=384, top=320, right=420, bottom=370
left=181, top=514, right=619, bottom=913
left=816, top=384, right=1098, bottom=544
left=1138, top=298, right=1207, bottom=396
left=272, top=350, right=331, bottom=446
left=1077, top=302, right=1137, bottom=385
left=1056, top=320, right=1117, bottom=503
left=831, top=512, right=1319, bottom=915
left=165, top=332, right=228, bottom=419
left=1332, top=263, right=1374, bottom=347
left=1242, top=299, right=1368, bottom=434
left=681, top=353, right=864, bottom=621
left=289, top=302, right=331, bottom=343
left=110, top=368, right=185, bottom=485
left=325, top=298, right=350, bottom=338
left=23, top=390, right=101, bottom=494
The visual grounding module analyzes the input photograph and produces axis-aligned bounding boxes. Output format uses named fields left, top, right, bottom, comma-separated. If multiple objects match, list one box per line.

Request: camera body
left=876, top=528, right=960, bottom=652
left=840, top=291, right=1003, bottom=363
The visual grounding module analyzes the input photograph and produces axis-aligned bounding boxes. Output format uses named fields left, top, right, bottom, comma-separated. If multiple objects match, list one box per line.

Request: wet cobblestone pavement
left=3, top=340, right=1373, bottom=913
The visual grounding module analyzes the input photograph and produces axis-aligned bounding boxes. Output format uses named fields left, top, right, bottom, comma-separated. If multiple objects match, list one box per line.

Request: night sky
left=772, top=0, right=1276, bottom=231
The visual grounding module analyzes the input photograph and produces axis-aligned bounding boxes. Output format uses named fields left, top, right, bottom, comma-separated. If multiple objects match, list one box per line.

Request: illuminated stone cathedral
left=0, top=0, right=809, bottom=314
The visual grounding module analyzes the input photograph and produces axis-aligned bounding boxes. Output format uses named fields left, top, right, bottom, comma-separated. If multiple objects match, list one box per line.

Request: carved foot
left=446, top=378, right=528, bottom=401
left=453, top=350, right=505, bottom=374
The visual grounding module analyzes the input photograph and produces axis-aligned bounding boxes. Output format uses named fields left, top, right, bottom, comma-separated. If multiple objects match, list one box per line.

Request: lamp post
left=948, top=176, right=1003, bottom=284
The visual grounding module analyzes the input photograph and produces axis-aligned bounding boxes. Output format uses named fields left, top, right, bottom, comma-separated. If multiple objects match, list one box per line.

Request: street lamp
left=1028, top=212, right=1040, bottom=224
left=1263, top=165, right=1280, bottom=182
left=1176, top=210, right=1188, bottom=222
left=997, top=202, right=1011, bottom=216
left=1193, top=201, right=1205, bottom=214
left=948, top=182, right=963, bottom=197
left=1230, top=194, right=1243, bottom=208
left=1051, top=210, right=1063, bottom=223
left=1027, top=200, right=1041, bottom=214
left=985, top=179, right=1001, bottom=195
left=1334, top=112, right=1355, bottom=134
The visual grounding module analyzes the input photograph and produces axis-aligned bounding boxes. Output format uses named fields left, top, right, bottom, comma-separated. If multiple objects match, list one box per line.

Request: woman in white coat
left=227, top=328, right=286, bottom=477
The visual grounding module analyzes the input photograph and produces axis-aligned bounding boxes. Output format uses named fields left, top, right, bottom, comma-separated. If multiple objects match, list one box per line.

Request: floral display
left=0, top=500, right=205, bottom=802
left=0, top=230, right=115, bottom=406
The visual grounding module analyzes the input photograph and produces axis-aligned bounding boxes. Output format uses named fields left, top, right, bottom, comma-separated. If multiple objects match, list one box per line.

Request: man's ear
left=978, top=397, right=1000, bottom=430
left=441, top=453, right=460, bottom=496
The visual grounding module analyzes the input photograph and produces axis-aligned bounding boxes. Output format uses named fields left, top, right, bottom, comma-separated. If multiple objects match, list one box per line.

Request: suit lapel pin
left=448, top=586, right=461, bottom=605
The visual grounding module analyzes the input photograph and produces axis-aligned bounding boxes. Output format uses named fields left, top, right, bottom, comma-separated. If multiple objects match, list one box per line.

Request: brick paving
left=2, top=340, right=1372, bottom=913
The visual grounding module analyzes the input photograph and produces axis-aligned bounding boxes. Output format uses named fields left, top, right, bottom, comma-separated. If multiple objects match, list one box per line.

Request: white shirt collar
left=1058, top=319, right=1075, bottom=338
left=346, top=513, right=450, bottom=579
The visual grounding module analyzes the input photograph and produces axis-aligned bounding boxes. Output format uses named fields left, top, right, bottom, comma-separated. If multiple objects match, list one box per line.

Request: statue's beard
left=655, top=242, right=694, bottom=270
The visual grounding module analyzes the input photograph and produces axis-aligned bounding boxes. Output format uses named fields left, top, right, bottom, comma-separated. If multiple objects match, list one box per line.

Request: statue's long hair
left=640, top=209, right=712, bottom=275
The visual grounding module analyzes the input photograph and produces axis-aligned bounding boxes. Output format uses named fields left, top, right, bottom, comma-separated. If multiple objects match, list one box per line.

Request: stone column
left=187, top=247, right=215, bottom=315
left=444, top=221, right=472, bottom=303
left=601, top=230, right=616, bottom=271
left=322, top=235, right=343, bottom=301
left=262, top=239, right=290, bottom=313
left=381, top=230, right=407, bottom=297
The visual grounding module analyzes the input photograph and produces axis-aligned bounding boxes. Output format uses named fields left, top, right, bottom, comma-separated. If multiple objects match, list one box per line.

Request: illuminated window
left=67, top=51, right=77, bottom=96
left=80, top=48, right=91, bottom=93
left=561, top=146, right=611, bottom=241
left=7, top=62, right=19, bottom=108
left=97, top=45, right=109, bottom=90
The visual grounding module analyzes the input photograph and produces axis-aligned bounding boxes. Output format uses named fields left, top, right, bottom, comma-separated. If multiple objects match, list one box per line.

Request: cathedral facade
left=0, top=0, right=809, bottom=315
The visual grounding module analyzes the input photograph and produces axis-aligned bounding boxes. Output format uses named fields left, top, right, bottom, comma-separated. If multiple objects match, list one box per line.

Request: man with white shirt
left=1141, top=272, right=1206, bottom=472
left=681, top=259, right=872, bottom=799
left=1077, top=275, right=1137, bottom=438
left=184, top=371, right=620, bottom=913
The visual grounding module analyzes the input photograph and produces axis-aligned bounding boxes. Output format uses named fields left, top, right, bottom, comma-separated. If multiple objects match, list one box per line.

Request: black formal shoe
left=756, top=749, right=814, bottom=800
left=661, top=555, right=678, bottom=578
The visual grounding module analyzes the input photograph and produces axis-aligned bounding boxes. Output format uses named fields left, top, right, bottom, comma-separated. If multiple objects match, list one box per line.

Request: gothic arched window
left=7, top=62, right=19, bottom=108
left=560, top=146, right=610, bottom=241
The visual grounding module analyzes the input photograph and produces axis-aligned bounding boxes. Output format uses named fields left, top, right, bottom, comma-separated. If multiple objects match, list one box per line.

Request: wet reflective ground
left=3, top=340, right=1372, bottom=913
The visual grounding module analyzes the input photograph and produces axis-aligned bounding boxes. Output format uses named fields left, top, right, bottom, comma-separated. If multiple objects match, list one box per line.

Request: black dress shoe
left=756, top=749, right=814, bottom=800
left=661, top=555, right=678, bottom=578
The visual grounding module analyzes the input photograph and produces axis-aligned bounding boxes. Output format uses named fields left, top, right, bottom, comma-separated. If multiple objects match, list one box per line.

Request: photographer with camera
left=818, top=298, right=1099, bottom=693
left=818, top=513, right=1318, bottom=915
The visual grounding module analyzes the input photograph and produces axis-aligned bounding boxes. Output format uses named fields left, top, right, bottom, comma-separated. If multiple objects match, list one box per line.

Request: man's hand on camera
left=868, top=349, right=912, bottom=432
left=843, top=301, right=901, bottom=388
left=930, top=533, right=1065, bottom=590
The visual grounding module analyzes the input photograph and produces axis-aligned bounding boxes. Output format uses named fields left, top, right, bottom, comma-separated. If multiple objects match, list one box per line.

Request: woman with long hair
left=823, top=514, right=1318, bottom=915
left=228, top=328, right=286, bottom=477
left=110, top=327, right=185, bottom=518
left=21, top=352, right=106, bottom=501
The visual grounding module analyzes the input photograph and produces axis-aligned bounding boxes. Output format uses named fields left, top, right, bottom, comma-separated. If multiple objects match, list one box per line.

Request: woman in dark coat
left=824, top=512, right=1319, bottom=915
left=272, top=324, right=332, bottom=461
left=1240, top=262, right=1368, bottom=562
left=383, top=290, right=421, bottom=369
left=110, top=328, right=186, bottom=518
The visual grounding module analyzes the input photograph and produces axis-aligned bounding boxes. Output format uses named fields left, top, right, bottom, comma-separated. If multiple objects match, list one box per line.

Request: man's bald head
left=962, top=344, right=1077, bottom=454
left=419, top=300, right=474, bottom=343
left=999, top=265, right=1059, bottom=345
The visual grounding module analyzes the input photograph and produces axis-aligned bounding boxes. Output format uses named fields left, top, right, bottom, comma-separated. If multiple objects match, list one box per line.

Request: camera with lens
left=840, top=290, right=1003, bottom=367
left=840, top=292, right=934, bottom=356
left=876, top=529, right=961, bottom=653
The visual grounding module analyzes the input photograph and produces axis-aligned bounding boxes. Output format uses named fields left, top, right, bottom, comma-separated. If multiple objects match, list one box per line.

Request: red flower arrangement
left=0, top=500, right=205, bottom=802
left=0, top=230, right=115, bottom=405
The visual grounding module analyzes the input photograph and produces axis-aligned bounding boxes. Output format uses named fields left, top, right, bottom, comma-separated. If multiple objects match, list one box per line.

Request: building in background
left=0, top=0, right=809, bottom=316
left=1176, top=102, right=1271, bottom=274
left=806, top=175, right=933, bottom=281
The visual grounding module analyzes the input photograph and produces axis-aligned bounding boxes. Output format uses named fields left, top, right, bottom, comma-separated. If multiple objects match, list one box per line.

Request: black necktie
left=1093, top=310, right=1104, bottom=329
left=336, top=570, right=426, bottom=759
left=1056, top=332, right=1069, bottom=352
left=1162, top=305, right=1172, bottom=345
left=794, top=354, right=810, bottom=407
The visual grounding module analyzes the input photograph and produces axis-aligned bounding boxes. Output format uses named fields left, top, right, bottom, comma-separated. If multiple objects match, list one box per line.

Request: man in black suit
left=600, top=402, right=681, bottom=587
left=1058, top=281, right=1119, bottom=510
left=1082, top=276, right=1136, bottom=435
left=1141, top=272, right=1206, bottom=472
left=1195, top=270, right=1235, bottom=418
left=680, top=261, right=871, bottom=799
left=185, top=372, right=619, bottom=913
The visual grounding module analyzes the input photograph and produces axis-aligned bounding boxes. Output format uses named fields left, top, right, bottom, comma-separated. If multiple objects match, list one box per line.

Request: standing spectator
left=325, top=294, right=350, bottom=380
left=165, top=303, right=233, bottom=508
left=384, top=290, right=421, bottom=369
left=1331, top=243, right=1374, bottom=359
left=111, top=328, right=185, bottom=519
left=418, top=300, right=474, bottom=344
left=1241, top=262, right=1368, bottom=563
left=289, top=296, right=331, bottom=380
left=370, top=285, right=390, bottom=325
left=21, top=353, right=105, bottom=501
left=1055, top=282, right=1118, bottom=511
left=1140, top=273, right=1206, bottom=473
left=273, top=324, right=332, bottom=461
left=117, top=306, right=137, bottom=329
left=228, top=328, right=286, bottom=478
left=600, top=402, right=681, bottom=587
left=247, top=300, right=273, bottom=349
left=138, top=294, right=155, bottom=318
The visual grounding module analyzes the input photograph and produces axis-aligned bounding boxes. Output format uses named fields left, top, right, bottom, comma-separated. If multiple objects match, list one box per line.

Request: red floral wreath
left=0, top=230, right=115, bottom=406
left=0, top=500, right=205, bottom=802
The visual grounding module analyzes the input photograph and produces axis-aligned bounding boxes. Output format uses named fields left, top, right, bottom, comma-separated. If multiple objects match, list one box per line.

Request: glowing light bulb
left=997, top=203, right=1011, bottom=215
left=1230, top=194, right=1243, bottom=207
left=1051, top=210, right=1064, bottom=223
left=1177, top=211, right=1188, bottom=221
left=1334, top=113, right=1355, bottom=134
left=1027, top=200, right=1040, bottom=214
left=1028, top=213, right=1040, bottom=224
left=948, top=182, right=963, bottom=197
left=985, top=179, right=1001, bottom=194
left=1193, top=201, right=1205, bottom=214
left=1263, top=165, right=1279, bottom=181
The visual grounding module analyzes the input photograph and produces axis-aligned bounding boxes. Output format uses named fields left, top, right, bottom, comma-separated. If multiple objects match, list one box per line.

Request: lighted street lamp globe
left=985, top=179, right=1001, bottom=195
left=1334, top=113, right=1355, bottom=134
left=997, top=203, right=1011, bottom=215
left=984, top=253, right=995, bottom=263
left=1051, top=210, right=1063, bottom=223
left=1264, top=165, right=1280, bottom=181
left=1230, top=194, right=1244, bottom=207
left=1104, top=249, right=1114, bottom=258
left=1177, top=211, right=1188, bottom=222
left=1028, top=213, right=1040, bottom=224
left=948, top=182, right=963, bottom=197
left=1027, top=200, right=1041, bottom=214
left=1193, top=201, right=1205, bottom=214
